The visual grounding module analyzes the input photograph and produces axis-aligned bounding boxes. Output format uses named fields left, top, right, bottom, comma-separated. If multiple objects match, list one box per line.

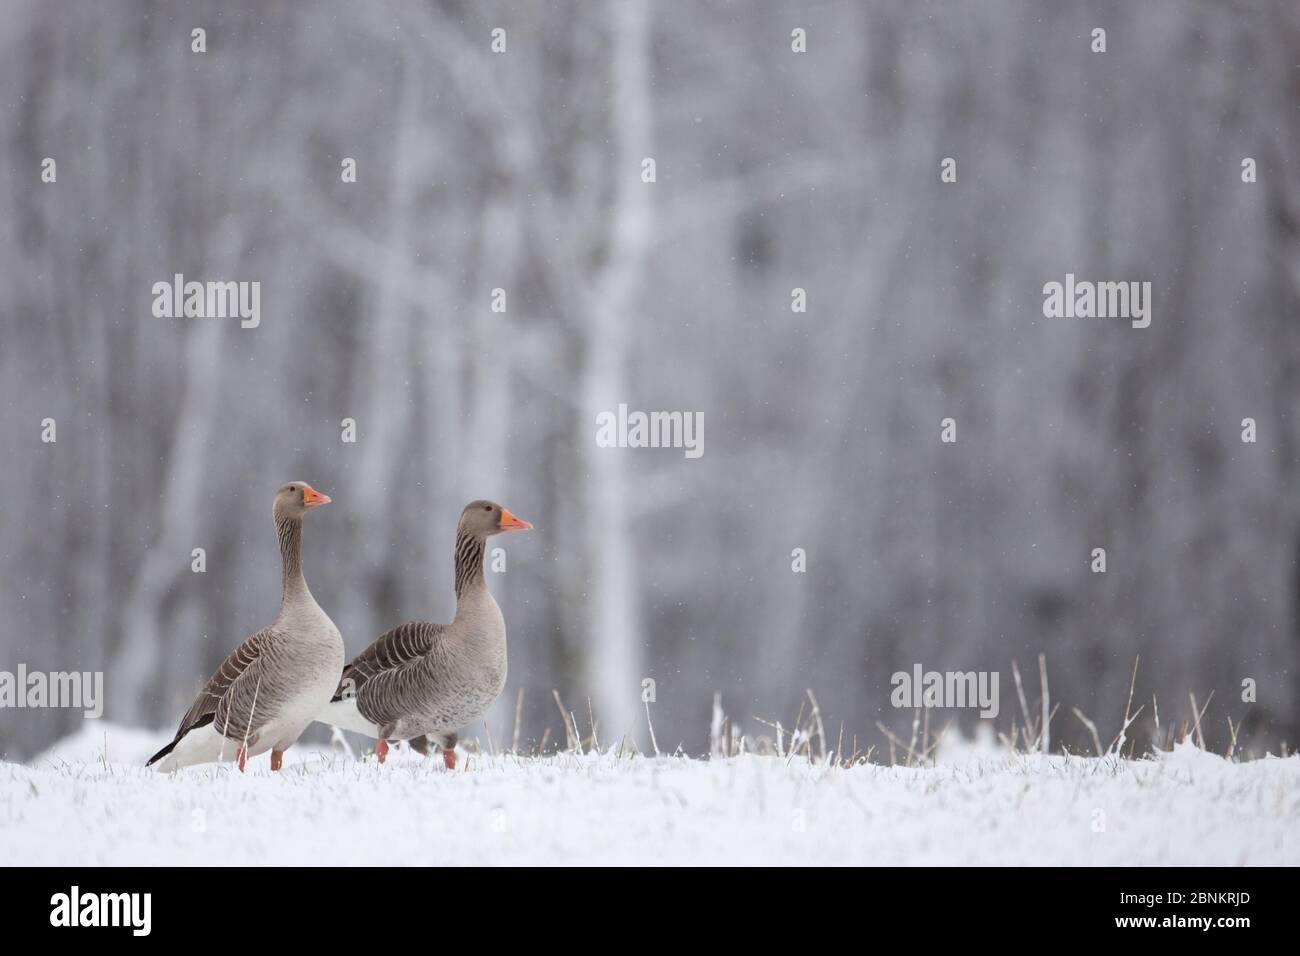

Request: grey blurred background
left=2, top=0, right=1299, bottom=760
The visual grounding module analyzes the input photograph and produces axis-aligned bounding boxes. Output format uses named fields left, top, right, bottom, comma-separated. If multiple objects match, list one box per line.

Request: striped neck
left=453, top=528, right=487, bottom=602
left=276, top=515, right=308, bottom=601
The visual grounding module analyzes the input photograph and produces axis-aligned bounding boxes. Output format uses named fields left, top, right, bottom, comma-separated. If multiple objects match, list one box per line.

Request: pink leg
left=236, top=746, right=248, bottom=773
left=375, top=738, right=389, bottom=764
left=443, top=748, right=456, bottom=770
left=270, top=750, right=283, bottom=771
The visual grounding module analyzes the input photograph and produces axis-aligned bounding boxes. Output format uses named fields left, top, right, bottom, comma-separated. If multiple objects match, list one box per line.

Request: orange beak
left=498, top=507, right=532, bottom=531
left=302, top=485, right=332, bottom=509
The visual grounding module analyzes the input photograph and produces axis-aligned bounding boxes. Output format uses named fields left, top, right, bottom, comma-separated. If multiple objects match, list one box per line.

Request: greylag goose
left=317, top=499, right=531, bottom=768
left=147, top=481, right=344, bottom=772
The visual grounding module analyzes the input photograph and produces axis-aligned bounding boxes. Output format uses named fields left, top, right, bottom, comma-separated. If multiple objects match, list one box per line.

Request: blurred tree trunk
left=579, top=0, right=653, bottom=742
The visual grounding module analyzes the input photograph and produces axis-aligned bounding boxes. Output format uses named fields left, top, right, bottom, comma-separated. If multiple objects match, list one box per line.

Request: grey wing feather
left=174, top=628, right=275, bottom=743
left=334, top=621, right=445, bottom=728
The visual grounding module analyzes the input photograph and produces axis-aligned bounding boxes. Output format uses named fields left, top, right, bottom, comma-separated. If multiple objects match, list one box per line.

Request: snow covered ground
left=2, top=724, right=1296, bottom=866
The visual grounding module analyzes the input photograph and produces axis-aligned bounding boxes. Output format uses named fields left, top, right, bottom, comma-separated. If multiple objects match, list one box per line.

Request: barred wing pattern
left=171, top=628, right=275, bottom=744
left=333, top=620, right=445, bottom=729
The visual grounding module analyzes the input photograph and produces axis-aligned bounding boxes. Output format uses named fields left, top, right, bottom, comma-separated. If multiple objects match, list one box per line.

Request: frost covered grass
left=1, top=723, right=1296, bottom=866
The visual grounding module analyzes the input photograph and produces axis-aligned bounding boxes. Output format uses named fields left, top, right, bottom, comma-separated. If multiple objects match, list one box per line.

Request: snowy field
left=2, top=724, right=1296, bottom=866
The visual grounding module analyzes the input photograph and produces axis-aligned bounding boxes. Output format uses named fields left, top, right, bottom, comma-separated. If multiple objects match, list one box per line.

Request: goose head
left=460, top=499, right=532, bottom=539
left=273, top=480, right=332, bottom=521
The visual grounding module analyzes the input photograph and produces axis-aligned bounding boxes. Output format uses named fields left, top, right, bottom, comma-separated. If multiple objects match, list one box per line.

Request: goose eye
left=289, top=486, right=296, bottom=493
left=484, top=505, right=492, bottom=511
